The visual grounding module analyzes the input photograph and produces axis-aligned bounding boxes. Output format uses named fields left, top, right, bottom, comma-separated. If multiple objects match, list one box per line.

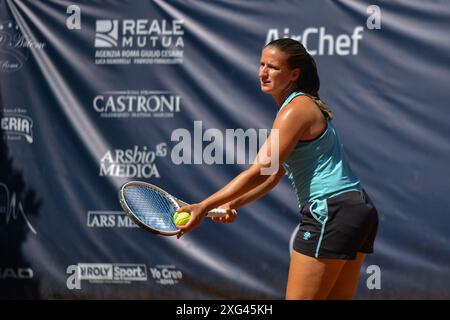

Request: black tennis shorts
left=293, top=189, right=379, bottom=260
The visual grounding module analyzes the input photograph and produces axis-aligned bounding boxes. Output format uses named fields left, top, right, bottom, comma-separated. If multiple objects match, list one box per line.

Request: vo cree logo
left=149, top=265, right=183, bottom=286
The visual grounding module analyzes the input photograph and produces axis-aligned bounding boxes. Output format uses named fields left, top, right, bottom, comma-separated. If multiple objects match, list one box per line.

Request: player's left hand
left=176, top=202, right=208, bottom=239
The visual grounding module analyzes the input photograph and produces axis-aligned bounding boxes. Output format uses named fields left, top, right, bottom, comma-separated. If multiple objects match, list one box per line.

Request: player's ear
left=291, top=68, right=301, bottom=82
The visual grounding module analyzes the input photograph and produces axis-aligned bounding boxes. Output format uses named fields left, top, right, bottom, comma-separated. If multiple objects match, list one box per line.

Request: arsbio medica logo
left=99, top=144, right=167, bottom=179
left=92, top=90, right=181, bottom=119
left=94, top=19, right=184, bottom=65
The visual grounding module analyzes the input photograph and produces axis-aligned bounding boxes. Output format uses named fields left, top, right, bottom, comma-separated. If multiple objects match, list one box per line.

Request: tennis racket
left=118, top=181, right=233, bottom=236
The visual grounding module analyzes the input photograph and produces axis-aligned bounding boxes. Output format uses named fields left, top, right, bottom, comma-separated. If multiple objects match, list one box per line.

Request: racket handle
left=206, top=208, right=237, bottom=218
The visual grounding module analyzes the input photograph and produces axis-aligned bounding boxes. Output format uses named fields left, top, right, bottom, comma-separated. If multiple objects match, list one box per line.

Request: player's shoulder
left=279, top=94, right=320, bottom=121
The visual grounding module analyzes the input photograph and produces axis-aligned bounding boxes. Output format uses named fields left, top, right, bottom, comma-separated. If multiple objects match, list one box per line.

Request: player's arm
left=176, top=97, right=317, bottom=237
left=177, top=97, right=317, bottom=238
left=212, top=166, right=285, bottom=224
left=199, top=97, right=315, bottom=212
left=227, top=165, right=286, bottom=210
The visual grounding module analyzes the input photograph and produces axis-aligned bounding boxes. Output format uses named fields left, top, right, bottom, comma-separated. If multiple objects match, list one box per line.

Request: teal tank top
left=279, top=91, right=362, bottom=210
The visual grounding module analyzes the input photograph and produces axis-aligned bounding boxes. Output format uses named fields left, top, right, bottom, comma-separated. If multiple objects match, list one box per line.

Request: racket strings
left=124, top=186, right=178, bottom=232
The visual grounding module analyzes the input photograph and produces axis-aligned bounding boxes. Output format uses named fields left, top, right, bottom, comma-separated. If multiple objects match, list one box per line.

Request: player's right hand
left=212, top=204, right=237, bottom=224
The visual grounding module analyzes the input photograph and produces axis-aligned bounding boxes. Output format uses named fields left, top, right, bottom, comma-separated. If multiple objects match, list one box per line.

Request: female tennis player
left=176, top=38, right=379, bottom=300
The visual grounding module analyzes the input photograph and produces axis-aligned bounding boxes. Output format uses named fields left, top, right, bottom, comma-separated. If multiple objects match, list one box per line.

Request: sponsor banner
left=265, top=26, right=365, bottom=56
left=87, top=211, right=138, bottom=228
left=149, top=265, right=183, bottom=286
left=2, top=1, right=450, bottom=299
left=99, top=144, right=168, bottom=178
left=94, top=19, right=184, bottom=65
left=93, top=90, right=181, bottom=119
left=0, top=108, right=33, bottom=143
left=66, top=263, right=148, bottom=289
left=0, top=20, right=46, bottom=72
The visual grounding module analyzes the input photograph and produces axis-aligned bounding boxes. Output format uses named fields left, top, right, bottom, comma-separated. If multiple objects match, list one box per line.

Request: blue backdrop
left=1, top=0, right=449, bottom=299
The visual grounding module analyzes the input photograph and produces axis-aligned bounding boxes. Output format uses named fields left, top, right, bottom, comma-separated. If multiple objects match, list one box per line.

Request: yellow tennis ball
left=173, top=211, right=190, bottom=226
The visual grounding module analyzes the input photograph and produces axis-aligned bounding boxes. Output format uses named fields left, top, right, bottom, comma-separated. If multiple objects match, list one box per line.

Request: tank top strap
left=278, top=91, right=306, bottom=113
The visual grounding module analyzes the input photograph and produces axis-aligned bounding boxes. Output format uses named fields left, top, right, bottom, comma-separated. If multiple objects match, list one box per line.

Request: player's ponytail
left=265, top=39, right=333, bottom=120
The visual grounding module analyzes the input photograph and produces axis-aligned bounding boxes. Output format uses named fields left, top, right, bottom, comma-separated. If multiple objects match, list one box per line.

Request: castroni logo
left=93, top=90, right=181, bottom=118
left=87, top=211, right=138, bottom=228
left=99, top=144, right=167, bottom=178
left=1, top=108, right=34, bottom=143
left=66, top=263, right=148, bottom=289
left=94, top=18, right=184, bottom=65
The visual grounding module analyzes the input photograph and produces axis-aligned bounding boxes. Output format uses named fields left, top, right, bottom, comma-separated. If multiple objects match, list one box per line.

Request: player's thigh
left=327, top=253, right=366, bottom=300
left=285, top=250, right=346, bottom=300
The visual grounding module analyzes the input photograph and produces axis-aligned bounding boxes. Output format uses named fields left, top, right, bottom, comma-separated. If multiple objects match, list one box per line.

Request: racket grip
left=206, top=208, right=237, bottom=218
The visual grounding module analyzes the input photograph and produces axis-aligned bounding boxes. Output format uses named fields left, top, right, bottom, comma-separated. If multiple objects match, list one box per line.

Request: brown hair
left=265, top=38, right=333, bottom=120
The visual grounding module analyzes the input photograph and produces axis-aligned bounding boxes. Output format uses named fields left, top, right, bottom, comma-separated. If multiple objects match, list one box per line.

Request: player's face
left=259, top=47, right=299, bottom=96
